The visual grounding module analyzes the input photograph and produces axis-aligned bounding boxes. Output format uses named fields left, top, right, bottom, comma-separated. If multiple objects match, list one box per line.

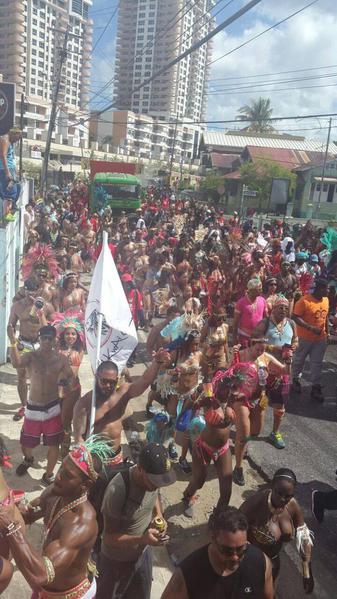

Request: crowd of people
left=1, top=180, right=337, bottom=598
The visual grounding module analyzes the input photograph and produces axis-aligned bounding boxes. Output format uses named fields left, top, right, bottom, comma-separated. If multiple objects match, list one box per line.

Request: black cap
left=139, top=443, right=176, bottom=488
left=39, top=325, right=56, bottom=339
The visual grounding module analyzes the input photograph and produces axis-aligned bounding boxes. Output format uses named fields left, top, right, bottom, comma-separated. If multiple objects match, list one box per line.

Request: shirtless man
left=0, top=438, right=111, bottom=599
left=73, top=348, right=170, bottom=453
left=13, top=267, right=59, bottom=310
left=8, top=278, right=55, bottom=420
left=7, top=324, right=74, bottom=485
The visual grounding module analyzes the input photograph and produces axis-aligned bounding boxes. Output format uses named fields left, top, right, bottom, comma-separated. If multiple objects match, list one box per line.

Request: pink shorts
left=20, top=400, right=64, bottom=448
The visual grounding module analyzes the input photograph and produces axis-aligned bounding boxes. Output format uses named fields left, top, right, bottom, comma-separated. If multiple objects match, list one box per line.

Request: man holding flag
left=73, top=230, right=171, bottom=458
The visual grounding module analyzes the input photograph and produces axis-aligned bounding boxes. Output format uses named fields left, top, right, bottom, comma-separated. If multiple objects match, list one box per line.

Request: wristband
left=9, top=341, right=17, bottom=348
left=43, top=555, right=55, bottom=584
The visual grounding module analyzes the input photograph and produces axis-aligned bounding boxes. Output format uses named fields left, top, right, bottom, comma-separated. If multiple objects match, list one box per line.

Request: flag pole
left=89, top=231, right=108, bottom=434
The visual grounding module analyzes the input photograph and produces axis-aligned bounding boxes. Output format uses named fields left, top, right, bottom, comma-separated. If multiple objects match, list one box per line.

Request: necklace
left=270, top=315, right=286, bottom=338
left=267, top=491, right=285, bottom=521
left=44, top=493, right=87, bottom=541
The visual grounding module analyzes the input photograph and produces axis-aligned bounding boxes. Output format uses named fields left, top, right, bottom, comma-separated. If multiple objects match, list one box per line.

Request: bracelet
left=9, top=341, right=17, bottom=348
left=0, top=521, right=22, bottom=538
left=7, top=524, right=22, bottom=537
left=43, top=555, right=56, bottom=585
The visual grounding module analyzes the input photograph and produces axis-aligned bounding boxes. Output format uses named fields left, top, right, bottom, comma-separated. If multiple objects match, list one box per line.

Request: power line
left=208, top=0, right=321, bottom=67
left=209, top=72, right=337, bottom=91
left=170, top=0, right=235, bottom=55
left=204, top=81, right=337, bottom=96
left=55, top=111, right=337, bottom=128
left=91, top=2, right=120, bottom=53
left=208, top=63, right=337, bottom=83
left=77, top=0, right=263, bottom=125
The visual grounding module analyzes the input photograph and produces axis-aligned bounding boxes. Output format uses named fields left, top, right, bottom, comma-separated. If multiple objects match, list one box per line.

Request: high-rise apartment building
left=0, top=0, right=93, bottom=110
left=114, top=0, right=215, bottom=121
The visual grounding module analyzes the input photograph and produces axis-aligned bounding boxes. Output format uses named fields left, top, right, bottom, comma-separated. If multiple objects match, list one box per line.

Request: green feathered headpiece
left=69, top=434, right=117, bottom=481
left=320, top=227, right=337, bottom=254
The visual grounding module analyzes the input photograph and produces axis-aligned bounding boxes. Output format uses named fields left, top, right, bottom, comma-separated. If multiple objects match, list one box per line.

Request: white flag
left=85, top=232, right=138, bottom=373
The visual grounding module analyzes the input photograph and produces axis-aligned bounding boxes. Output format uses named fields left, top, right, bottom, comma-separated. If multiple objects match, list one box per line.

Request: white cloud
left=206, top=0, right=337, bottom=139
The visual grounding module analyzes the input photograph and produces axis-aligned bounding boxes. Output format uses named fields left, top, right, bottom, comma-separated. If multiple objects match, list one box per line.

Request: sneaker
left=312, top=490, right=324, bottom=523
left=168, top=442, right=178, bottom=461
left=233, top=466, right=245, bottom=486
left=16, top=457, right=34, bottom=476
left=269, top=431, right=285, bottom=449
left=179, top=457, right=192, bottom=474
left=311, top=384, right=324, bottom=404
left=13, top=406, right=25, bottom=421
left=41, top=472, right=55, bottom=487
left=292, top=378, right=302, bottom=393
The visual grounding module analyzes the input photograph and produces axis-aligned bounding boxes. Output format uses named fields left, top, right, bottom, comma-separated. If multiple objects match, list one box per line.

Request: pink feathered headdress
left=22, top=243, right=60, bottom=281
left=52, top=309, right=85, bottom=343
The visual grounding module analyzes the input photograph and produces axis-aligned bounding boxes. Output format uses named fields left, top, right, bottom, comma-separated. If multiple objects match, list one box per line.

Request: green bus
left=89, top=172, right=141, bottom=212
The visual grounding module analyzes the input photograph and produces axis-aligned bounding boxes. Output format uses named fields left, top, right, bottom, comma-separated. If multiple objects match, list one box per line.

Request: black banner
left=0, top=82, right=15, bottom=135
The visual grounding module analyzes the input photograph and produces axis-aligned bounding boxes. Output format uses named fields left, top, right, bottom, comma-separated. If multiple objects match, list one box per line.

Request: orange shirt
left=293, top=294, right=329, bottom=341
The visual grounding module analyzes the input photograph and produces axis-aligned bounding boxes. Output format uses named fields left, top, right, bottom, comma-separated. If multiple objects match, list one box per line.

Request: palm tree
left=237, top=97, right=274, bottom=134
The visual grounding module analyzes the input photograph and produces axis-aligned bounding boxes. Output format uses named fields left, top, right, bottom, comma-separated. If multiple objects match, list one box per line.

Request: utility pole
left=314, top=117, right=332, bottom=218
left=19, top=93, right=25, bottom=176
left=168, top=117, right=178, bottom=188
left=40, top=27, right=69, bottom=195
left=239, top=184, right=247, bottom=222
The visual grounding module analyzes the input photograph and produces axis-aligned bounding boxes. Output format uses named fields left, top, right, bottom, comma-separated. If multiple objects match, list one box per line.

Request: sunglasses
left=39, top=335, right=54, bottom=341
left=215, top=541, right=248, bottom=557
left=97, top=377, right=117, bottom=386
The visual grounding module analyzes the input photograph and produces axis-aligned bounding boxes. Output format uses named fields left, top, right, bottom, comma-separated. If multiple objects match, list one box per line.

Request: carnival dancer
left=276, top=261, right=298, bottom=314
left=166, top=329, right=203, bottom=471
left=232, top=279, right=267, bottom=347
left=7, top=278, right=55, bottom=421
left=0, top=437, right=25, bottom=594
left=200, top=309, right=229, bottom=378
left=53, top=312, right=85, bottom=457
left=0, top=435, right=115, bottom=598
left=252, top=296, right=297, bottom=449
left=59, top=272, right=86, bottom=315
left=240, top=468, right=314, bottom=592
left=231, top=340, right=289, bottom=487
left=8, top=325, right=74, bottom=485
left=182, top=366, right=247, bottom=518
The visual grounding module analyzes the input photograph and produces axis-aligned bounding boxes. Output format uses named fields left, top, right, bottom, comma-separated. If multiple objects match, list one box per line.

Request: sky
left=89, top=0, right=337, bottom=140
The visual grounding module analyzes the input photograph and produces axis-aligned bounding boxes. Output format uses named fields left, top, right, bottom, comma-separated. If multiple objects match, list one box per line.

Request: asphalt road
left=248, top=344, right=337, bottom=599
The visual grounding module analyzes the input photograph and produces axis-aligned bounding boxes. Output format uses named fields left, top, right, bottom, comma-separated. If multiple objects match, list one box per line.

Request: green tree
left=200, top=172, right=225, bottom=201
left=22, top=160, right=41, bottom=184
left=240, top=159, right=296, bottom=212
left=237, top=97, right=274, bottom=133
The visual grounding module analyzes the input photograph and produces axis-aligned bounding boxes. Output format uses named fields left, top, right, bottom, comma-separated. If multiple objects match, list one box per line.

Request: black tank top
left=180, top=543, right=265, bottom=599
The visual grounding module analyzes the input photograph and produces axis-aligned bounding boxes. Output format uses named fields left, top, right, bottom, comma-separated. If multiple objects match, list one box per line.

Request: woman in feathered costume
left=53, top=312, right=85, bottom=457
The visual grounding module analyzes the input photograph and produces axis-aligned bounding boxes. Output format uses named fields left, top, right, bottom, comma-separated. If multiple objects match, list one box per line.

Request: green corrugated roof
left=93, top=172, right=140, bottom=185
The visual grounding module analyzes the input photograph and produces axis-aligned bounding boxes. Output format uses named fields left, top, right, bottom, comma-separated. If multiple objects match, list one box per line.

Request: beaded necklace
left=44, top=493, right=87, bottom=541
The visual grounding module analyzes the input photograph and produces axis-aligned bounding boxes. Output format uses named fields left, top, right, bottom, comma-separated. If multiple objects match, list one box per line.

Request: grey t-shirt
left=101, top=466, right=158, bottom=561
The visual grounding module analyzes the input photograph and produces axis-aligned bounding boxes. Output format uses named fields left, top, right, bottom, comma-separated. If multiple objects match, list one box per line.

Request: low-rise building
left=89, top=109, right=202, bottom=164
